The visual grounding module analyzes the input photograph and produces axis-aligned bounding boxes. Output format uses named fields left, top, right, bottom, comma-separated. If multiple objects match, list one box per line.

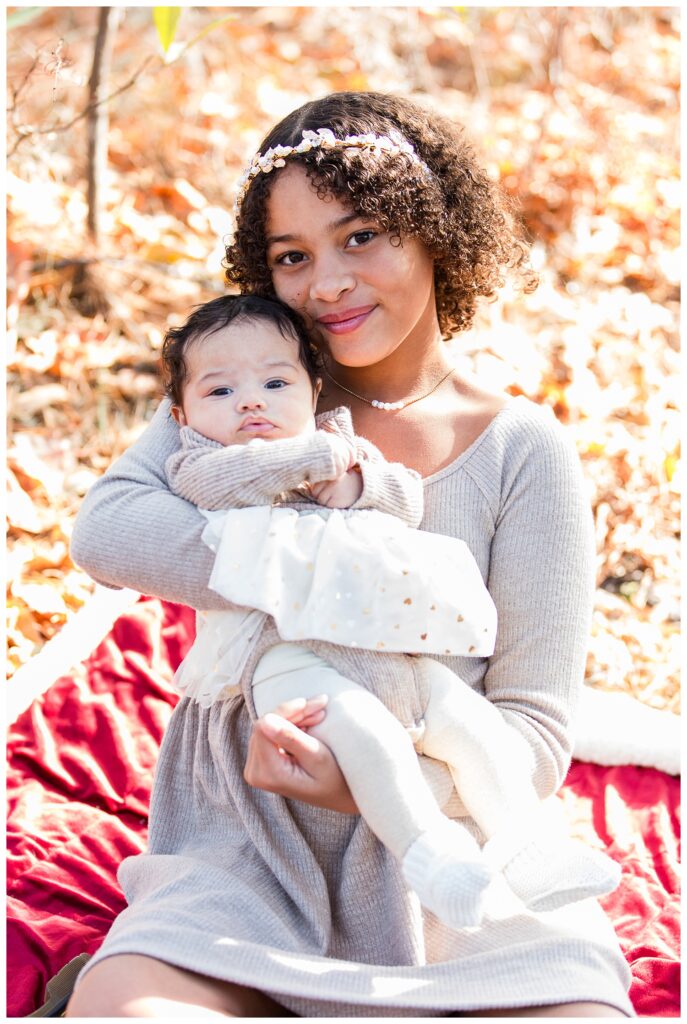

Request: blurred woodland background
left=6, top=6, right=680, bottom=713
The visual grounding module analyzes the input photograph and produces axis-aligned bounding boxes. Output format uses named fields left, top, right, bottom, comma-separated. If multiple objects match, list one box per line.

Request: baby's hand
left=325, top=432, right=356, bottom=479
left=310, top=468, right=364, bottom=509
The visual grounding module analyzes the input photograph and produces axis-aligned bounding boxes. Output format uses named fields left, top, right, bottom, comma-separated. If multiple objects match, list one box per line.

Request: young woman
left=67, top=92, right=633, bottom=1018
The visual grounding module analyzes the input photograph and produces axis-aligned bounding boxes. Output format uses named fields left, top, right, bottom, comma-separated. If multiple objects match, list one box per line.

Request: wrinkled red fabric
left=6, top=598, right=681, bottom=1017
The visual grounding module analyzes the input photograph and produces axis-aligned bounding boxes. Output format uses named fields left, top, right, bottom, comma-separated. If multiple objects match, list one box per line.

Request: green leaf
left=164, top=12, right=237, bottom=65
left=7, top=7, right=45, bottom=30
left=153, top=7, right=182, bottom=54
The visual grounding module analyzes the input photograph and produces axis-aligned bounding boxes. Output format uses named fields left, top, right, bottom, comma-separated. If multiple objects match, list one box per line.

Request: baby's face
left=174, top=318, right=319, bottom=446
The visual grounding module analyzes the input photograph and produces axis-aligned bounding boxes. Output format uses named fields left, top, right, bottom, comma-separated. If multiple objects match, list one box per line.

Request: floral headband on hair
left=233, top=127, right=431, bottom=217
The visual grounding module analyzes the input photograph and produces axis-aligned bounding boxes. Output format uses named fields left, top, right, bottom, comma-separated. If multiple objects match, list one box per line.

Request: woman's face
left=264, top=165, right=439, bottom=369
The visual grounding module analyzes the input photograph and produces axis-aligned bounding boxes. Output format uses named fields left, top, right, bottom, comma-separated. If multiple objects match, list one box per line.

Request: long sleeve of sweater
left=448, top=401, right=597, bottom=798
left=71, top=401, right=423, bottom=603
left=352, top=436, right=423, bottom=528
left=71, top=400, right=230, bottom=608
left=316, top=406, right=424, bottom=527
left=165, top=427, right=340, bottom=509
left=70, top=394, right=594, bottom=796
left=166, top=406, right=423, bottom=522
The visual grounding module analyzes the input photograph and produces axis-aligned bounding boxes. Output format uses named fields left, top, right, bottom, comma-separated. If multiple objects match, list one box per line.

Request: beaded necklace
left=324, top=366, right=455, bottom=412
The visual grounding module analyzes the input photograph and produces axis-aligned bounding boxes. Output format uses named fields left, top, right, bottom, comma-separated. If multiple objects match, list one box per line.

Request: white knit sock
left=483, top=826, right=621, bottom=912
left=401, top=821, right=494, bottom=928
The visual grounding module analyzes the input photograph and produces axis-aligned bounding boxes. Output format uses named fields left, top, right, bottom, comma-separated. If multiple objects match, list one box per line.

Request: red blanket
left=7, top=598, right=681, bottom=1017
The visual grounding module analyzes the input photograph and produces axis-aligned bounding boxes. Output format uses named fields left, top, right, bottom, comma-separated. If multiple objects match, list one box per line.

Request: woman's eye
left=208, top=386, right=232, bottom=397
left=348, top=230, right=377, bottom=248
left=274, top=251, right=306, bottom=267
left=265, top=379, right=288, bottom=390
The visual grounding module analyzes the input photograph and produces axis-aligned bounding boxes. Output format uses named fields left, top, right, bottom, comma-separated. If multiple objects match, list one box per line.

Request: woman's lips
left=316, top=305, right=376, bottom=335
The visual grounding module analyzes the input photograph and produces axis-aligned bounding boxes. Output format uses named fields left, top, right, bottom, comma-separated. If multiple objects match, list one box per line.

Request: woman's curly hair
left=224, top=91, right=537, bottom=339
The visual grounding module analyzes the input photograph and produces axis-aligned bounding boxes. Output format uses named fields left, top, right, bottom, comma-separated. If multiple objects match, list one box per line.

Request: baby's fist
left=310, top=469, right=364, bottom=509
left=326, top=433, right=356, bottom=478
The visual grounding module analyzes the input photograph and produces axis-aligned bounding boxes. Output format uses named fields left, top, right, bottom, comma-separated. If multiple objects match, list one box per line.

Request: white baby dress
left=174, top=504, right=497, bottom=707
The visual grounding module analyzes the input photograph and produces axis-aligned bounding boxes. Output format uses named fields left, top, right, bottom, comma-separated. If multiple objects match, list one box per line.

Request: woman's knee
left=458, top=1002, right=627, bottom=1017
left=65, top=954, right=288, bottom=1017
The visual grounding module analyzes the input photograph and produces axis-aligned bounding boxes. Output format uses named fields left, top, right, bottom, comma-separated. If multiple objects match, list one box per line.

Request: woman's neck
left=326, top=332, right=452, bottom=407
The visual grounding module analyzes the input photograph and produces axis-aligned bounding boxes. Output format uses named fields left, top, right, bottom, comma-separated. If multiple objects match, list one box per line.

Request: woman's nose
left=308, top=257, right=355, bottom=303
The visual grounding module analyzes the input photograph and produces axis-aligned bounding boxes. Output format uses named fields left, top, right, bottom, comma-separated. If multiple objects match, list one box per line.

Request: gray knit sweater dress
left=70, top=395, right=633, bottom=1016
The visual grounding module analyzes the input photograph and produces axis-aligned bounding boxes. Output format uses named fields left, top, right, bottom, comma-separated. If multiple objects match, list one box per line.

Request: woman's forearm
left=70, top=400, right=232, bottom=609
left=481, top=412, right=596, bottom=798
left=72, top=482, right=231, bottom=608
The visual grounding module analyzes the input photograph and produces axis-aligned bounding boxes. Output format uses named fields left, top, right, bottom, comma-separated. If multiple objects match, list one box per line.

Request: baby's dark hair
left=161, top=294, right=321, bottom=406
left=225, top=91, right=537, bottom=339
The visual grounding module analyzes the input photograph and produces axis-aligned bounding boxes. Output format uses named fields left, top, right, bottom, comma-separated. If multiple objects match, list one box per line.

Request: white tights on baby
left=252, top=645, right=620, bottom=929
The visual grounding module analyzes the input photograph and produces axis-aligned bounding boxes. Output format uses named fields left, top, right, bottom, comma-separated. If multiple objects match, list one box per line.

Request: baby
left=162, top=293, right=620, bottom=929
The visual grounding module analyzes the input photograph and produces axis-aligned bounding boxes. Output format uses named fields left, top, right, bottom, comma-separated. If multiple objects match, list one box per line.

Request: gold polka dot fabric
left=202, top=504, right=496, bottom=660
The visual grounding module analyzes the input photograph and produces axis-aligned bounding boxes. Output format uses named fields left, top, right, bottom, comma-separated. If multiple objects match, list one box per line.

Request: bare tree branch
left=8, top=54, right=155, bottom=156
left=7, top=54, right=41, bottom=112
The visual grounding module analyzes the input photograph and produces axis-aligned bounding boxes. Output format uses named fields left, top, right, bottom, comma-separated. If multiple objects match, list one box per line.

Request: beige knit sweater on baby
left=165, top=406, right=433, bottom=729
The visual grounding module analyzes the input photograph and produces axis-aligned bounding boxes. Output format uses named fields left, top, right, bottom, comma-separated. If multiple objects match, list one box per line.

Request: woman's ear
left=313, top=378, right=322, bottom=409
left=171, top=404, right=187, bottom=427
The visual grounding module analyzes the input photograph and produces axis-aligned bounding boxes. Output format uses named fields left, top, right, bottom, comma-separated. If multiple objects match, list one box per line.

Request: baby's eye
left=274, top=250, right=306, bottom=267
left=208, top=386, right=232, bottom=397
left=347, top=230, right=377, bottom=248
left=265, top=379, right=288, bottom=390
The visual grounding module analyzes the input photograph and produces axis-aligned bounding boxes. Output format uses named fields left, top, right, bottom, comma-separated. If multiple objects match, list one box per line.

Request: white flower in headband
left=233, top=127, right=430, bottom=218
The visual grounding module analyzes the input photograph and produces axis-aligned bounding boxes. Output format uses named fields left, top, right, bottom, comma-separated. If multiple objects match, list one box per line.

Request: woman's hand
left=244, top=697, right=358, bottom=814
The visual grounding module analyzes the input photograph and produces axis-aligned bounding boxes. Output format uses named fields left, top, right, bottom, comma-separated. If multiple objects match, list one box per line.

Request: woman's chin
left=328, top=345, right=395, bottom=370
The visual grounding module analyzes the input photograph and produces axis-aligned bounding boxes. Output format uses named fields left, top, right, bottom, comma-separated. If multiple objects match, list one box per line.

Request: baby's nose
left=238, top=392, right=266, bottom=410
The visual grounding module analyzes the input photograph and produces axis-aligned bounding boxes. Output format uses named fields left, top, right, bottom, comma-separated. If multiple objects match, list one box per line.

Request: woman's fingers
left=243, top=716, right=323, bottom=798
left=271, top=694, right=328, bottom=729
left=260, top=712, right=322, bottom=755
left=298, top=708, right=327, bottom=729
left=296, top=694, right=328, bottom=729
left=244, top=712, right=358, bottom=814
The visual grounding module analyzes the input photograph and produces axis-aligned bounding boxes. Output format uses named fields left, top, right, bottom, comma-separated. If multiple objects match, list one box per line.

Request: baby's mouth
left=239, top=419, right=275, bottom=433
